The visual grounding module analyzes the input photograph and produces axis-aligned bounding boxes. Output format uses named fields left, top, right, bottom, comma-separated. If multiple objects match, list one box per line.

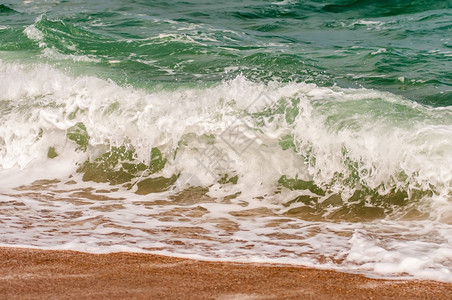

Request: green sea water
left=1, top=0, right=452, bottom=282
left=1, top=0, right=451, bottom=105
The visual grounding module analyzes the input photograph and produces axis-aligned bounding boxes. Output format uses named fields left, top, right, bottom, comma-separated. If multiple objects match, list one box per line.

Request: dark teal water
left=1, top=0, right=451, bottom=105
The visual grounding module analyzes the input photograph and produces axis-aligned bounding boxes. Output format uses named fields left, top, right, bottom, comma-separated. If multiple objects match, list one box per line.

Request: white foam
left=23, top=24, right=43, bottom=42
left=41, top=47, right=100, bottom=62
left=1, top=192, right=451, bottom=282
left=0, top=61, right=451, bottom=282
left=371, top=48, right=387, bottom=55
left=1, top=61, right=451, bottom=199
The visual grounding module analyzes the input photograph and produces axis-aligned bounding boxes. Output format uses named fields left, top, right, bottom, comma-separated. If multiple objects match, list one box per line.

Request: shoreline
left=1, top=247, right=451, bottom=299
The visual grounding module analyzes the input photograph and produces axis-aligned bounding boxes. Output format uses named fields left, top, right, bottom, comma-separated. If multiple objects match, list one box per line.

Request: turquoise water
left=1, top=1, right=452, bottom=282
left=2, top=1, right=451, bottom=104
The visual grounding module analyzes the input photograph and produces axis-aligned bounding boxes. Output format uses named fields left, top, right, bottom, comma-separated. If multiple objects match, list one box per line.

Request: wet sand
left=0, top=247, right=451, bottom=299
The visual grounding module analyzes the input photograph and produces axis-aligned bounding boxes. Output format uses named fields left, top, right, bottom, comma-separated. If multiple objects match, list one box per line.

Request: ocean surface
left=1, top=0, right=451, bottom=282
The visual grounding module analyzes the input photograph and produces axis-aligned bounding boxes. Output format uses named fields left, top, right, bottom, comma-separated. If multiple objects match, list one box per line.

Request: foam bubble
left=23, top=24, right=44, bottom=42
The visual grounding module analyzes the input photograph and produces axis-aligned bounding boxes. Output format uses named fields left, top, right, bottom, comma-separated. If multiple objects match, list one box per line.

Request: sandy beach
left=0, top=247, right=451, bottom=299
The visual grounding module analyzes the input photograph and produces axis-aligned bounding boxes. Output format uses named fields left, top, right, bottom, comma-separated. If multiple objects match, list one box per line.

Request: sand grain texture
left=0, top=247, right=451, bottom=299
